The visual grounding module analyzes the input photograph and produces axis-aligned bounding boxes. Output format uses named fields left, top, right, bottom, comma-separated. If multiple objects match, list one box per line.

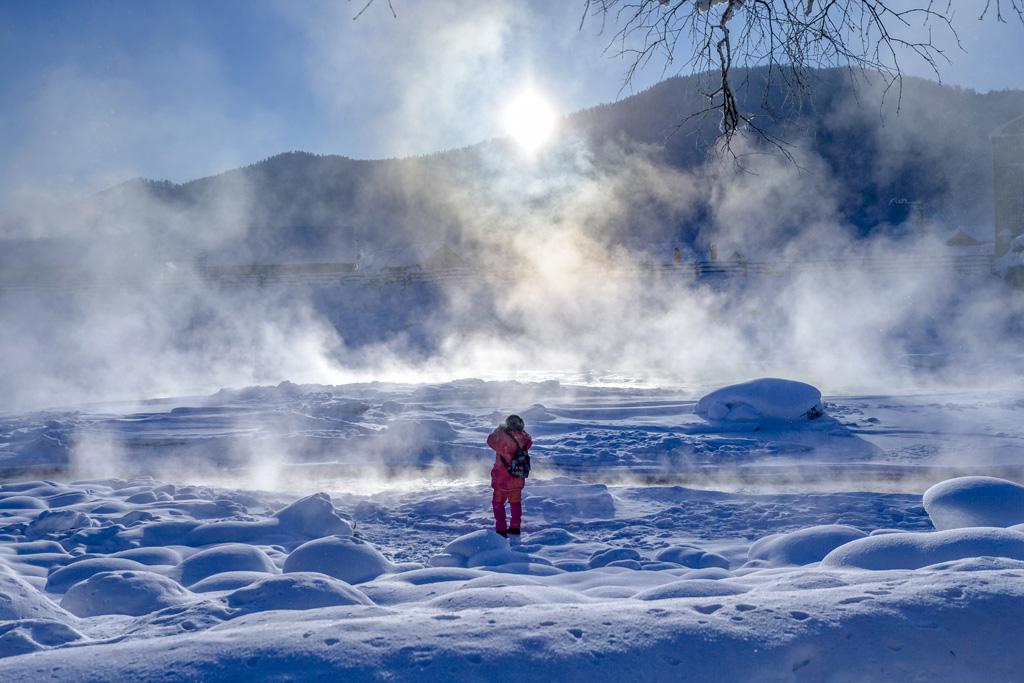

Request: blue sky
left=1, top=0, right=1023, bottom=202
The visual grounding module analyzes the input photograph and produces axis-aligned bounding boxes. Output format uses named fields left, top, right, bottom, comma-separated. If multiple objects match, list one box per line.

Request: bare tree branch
left=579, top=0, right=1019, bottom=155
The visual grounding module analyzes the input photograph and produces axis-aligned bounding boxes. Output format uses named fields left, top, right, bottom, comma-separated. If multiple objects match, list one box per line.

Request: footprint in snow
left=692, top=604, right=722, bottom=615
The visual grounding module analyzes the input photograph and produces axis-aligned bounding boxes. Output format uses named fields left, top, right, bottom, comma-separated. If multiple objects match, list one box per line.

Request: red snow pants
left=492, top=489, right=522, bottom=533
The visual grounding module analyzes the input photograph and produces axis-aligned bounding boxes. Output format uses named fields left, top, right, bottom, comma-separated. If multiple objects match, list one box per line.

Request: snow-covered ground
left=0, top=378, right=1023, bottom=680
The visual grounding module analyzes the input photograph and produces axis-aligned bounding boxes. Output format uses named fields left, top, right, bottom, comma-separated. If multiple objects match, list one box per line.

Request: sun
left=502, top=90, right=557, bottom=153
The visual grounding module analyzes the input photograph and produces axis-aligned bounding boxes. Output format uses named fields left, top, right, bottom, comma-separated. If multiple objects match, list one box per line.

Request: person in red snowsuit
left=486, top=414, right=532, bottom=537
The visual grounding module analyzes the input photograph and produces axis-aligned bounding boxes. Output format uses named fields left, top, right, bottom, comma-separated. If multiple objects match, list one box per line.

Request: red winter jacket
left=486, top=427, right=533, bottom=491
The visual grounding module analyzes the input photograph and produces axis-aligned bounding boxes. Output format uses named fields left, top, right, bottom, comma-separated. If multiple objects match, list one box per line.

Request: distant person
left=709, top=243, right=718, bottom=261
left=673, top=247, right=682, bottom=265
left=486, top=414, right=533, bottom=537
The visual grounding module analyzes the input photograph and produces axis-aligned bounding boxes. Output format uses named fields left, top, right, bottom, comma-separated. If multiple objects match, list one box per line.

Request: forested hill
left=8, top=68, right=1024, bottom=264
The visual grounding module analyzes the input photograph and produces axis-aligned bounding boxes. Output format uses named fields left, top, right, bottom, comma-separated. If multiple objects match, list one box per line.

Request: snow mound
left=441, top=529, right=509, bottom=561
left=425, top=585, right=587, bottom=611
left=186, top=519, right=280, bottom=546
left=0, top=496, right=46, bottom=510
left=696, top=378, right=824, bottom=422
left=923, top=477, right=1024, bottom=531
left=108, top=547, right=182, bottom=566
left=821, top=527, right=1024, bottom=570
left=747, top=525, right=867, bottom=566
left=61, top=570, right=193, bottom=617
left=273, top=492, right=353, bottom=538
left=654, top=545, right=730, bottom=569
left=634, top=579, right=751, bottom=600
left=433, top=530, right=551, bottom=569
left=386, top=567, right=487, bottom=585
left=466, top=548, right=552, bottom=569
left=589, top=548, right=641, bottom=569
left=0, top=563, right=74, bottom=622
left=189, top=571, right=273, bottom=593
left=45, top=557, right=150, bottom=593
left=283, top=536, right=393, bottom=584
left=0, top=619, right=85, bottom=659
left=226, top=573, right=373, bottom=612
left=177, top=544, right=278, bottom=587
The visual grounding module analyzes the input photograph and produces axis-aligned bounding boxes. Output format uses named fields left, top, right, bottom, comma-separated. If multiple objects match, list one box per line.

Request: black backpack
left=504, top=429, right=531, bottom=479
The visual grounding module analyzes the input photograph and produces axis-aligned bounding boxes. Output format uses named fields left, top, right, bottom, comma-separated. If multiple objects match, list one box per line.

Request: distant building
left=993, top=115, right=1024, bottom=254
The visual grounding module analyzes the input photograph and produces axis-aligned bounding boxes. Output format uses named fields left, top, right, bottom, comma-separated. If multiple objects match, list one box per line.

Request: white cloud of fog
left=278, top=0, right=532, bottom=157
left=2, top=3, right=1022, bottom=417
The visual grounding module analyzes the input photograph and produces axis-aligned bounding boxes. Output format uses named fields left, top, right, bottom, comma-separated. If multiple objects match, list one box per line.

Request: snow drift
left=923, top=476, right=1024, bottom=531
left=695, top=378, right=824, bottom=422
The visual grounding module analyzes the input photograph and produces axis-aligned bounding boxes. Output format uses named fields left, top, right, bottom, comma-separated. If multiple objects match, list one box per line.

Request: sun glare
left=502, top=90, right=557, bottom=153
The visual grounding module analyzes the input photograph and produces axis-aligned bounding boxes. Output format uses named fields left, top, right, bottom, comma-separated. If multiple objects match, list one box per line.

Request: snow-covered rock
left=226, top=573, right=373, bottom=612
left=27, top=510, right=96, bottom=536
left=283, top=536, right=392, bottom=584
left=821, top=527, right=1024, bottom=570
left=61, top=570, right=193, bottom=617
left=696, top=378, right=824, bottom=422
left=747, top=525, right=867, bottom=566
left=923, top=477, right=1024, bottom=531
left=177, top=544, right=278, bottom=586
